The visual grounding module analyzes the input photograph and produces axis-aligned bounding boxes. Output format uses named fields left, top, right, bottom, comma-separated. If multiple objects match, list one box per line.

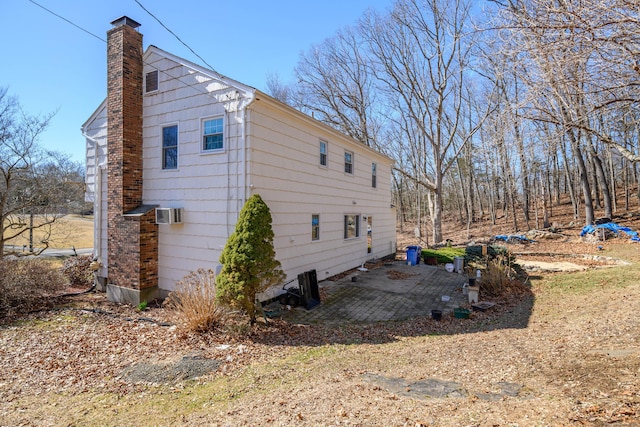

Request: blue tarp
left=580, top=222, right=640, bottom=241
left=494, top=234, right=535, bottom=243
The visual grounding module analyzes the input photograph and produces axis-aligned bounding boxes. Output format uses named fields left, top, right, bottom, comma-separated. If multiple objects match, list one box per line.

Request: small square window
left=319, top=141, right=327, bottom=166
left=344, top=151, right=353, bottom=174
left=203, top=118, right=224, bottom=151
left=312, top=214, right=320, bottom=241
left=146, top=70, right=158, bottom=93
left=162, top=125, right=178, bottom=170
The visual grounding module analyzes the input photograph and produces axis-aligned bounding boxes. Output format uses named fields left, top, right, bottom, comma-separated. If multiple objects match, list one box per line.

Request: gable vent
left=146, top=70, right=158, bottom=93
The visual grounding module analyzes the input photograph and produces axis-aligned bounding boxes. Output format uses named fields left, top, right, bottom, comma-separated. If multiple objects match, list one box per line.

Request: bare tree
left=293, top=26, right=382, bottom=149
left=0, top=87, right=76, bottom=259
left=360, top=0, right=491, bottom=243
left=494, top=0, right=640, bottom=224
left=265, top=72, right=293, bottom=105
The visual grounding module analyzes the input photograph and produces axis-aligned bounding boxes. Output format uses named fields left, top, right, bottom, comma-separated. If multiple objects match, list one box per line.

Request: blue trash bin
left=406, top=246, right=418, bottom=265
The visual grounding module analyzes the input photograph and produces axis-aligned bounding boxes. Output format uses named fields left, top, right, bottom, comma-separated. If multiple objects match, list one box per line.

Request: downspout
left=242, top=105, right=248, bottom=206
left=241, top=91, right=257, bottom=205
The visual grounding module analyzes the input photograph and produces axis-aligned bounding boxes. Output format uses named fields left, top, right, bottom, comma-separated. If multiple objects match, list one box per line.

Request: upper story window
left=319, top=141, right=328, bottom=167
left=372, top=162, right=377, bottom=188
left=162, top=125, right=178, bottom=170
left=203, top=117, right=224, bottom=151
left=344, top=151, right=353, bottom=174
left=312, top=214, right=320, bottom=241
left=146, top=70, right=159, bottom=93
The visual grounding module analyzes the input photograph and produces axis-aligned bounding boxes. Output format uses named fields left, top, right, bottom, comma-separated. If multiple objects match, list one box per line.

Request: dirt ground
left=1, top=209, right=640, bottom=426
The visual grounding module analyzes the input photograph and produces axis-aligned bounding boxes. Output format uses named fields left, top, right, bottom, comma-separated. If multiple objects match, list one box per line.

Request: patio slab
left=279, top=261, right=470, bottom=325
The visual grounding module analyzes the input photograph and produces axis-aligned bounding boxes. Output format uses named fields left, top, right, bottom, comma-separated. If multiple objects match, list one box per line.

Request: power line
left=24, top=0, right=214, bottom=98
left=26, top=0, right=106, bottom=43
left=133, top=0, right=222, bottom=78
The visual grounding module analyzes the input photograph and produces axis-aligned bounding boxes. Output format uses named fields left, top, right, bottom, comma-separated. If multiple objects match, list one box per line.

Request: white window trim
left=160, top=122, right=179, bottom=171
left=200, top=115, right=225, bottom=154
left=343, top=214, right=361, bottom=240
left=319, top=140, right=328, bottom=168
left=344, top=150, right=354, bottom=175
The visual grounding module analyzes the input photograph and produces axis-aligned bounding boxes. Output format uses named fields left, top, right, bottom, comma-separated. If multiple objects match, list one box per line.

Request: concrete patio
left=278, top=261, right=471, bottom=325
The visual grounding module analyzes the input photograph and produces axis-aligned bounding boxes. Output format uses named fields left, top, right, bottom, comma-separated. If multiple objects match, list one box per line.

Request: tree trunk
left=607, top=146, right=617, bottom=213
left=561, top=139, right=579, bottom=219
left=428, top=189, right=444, bottom=244
left=588, top=140, right=612, bottom=219
left=567, top=128, right=595, bottom=225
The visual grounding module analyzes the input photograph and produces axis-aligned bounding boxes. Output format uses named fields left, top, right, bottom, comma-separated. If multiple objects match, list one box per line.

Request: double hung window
left=203, top=117, right=224, bottom=151
left=162, top=125, right=178, bottom=169
left=344, top=151, right=353, bottom=174
left=319, top=141, right=328, bottom=166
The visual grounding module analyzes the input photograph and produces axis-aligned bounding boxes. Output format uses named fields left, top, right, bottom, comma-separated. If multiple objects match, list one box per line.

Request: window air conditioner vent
left=155, top=207, right=183, bottom=224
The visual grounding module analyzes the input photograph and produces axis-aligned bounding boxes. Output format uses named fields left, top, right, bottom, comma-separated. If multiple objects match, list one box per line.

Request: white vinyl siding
left=246, top=100, right=395, bottom=287
left=86, top=46, right=395, bottom=296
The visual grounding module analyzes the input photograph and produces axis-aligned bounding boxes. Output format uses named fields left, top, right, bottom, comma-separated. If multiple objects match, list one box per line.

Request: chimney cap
left=110, top=16, right=141, bottom=29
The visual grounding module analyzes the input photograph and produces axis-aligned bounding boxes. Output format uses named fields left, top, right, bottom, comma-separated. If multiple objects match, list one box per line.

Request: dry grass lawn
left=4, top=214, right=93, bottom=250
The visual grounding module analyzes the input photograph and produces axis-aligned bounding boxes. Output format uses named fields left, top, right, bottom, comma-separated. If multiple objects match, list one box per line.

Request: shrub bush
left=216, top=194, right=286, bottom=324
left=0, top=257, right=67, bottom=319
left=422, top=247, right=465, bottom=264
left=60, top=255, right=94, bottom=288
left=479, top=253, right=527, bottom=297
left=164, top=268, right=225, bottom=332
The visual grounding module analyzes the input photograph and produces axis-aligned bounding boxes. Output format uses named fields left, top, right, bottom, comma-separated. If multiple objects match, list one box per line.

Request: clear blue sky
left=1, top=0, right=392, bottom=165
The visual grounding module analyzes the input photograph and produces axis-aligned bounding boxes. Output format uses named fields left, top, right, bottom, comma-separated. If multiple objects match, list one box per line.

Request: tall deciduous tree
left=293, top=26, right=382, bottom=149
left=495, top=0, right=640, bottom=224
left=216, top=194, right=285, bottom=324
left=360, top=0, right=489, bottom=243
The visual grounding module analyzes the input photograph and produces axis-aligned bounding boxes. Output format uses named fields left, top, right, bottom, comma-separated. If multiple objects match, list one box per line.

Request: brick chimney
left=106, top=16, right=159, bottom=305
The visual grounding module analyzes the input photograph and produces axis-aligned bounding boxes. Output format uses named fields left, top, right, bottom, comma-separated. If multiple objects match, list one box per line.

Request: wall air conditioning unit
left=155, top=207, right=183, bottom=224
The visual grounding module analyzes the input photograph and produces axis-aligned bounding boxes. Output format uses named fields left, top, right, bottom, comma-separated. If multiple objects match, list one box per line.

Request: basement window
left=146, top=70, right=159, bottom=93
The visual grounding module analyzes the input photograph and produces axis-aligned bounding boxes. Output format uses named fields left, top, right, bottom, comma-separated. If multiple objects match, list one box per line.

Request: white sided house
left=83, top=17, right=396, bottom=305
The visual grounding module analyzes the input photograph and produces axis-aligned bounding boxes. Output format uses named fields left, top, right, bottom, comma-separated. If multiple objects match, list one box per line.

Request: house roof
left=83, top=45, right=393, bottom=165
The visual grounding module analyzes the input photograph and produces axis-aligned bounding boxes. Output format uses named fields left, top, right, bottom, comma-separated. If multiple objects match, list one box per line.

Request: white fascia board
left=81, top=99, right=107, bottom=134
